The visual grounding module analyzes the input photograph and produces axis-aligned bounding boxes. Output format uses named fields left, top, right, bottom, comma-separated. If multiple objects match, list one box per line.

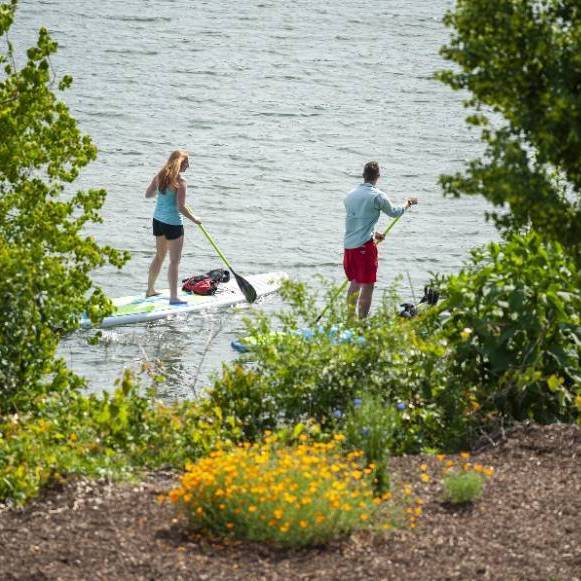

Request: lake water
left=11, top=0, right=496, bottom=398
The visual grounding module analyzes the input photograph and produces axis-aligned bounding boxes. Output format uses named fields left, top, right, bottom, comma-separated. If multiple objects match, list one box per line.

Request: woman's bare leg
left=147, top=235, right=168, bottom=296
left=167, top=235, right=184, bottom=301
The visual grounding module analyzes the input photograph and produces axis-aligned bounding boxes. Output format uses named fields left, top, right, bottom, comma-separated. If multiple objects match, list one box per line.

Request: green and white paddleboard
left=81, top=271, right=288, bottom=329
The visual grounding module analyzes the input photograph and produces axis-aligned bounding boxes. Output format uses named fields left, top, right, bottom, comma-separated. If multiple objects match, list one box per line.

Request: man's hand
left=405, top=197, right=418, bottom=209
left=374, top=231, right=385, bottom=243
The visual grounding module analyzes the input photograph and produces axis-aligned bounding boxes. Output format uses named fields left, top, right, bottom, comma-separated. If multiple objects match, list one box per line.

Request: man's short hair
left=363, top=161, right=380, bottom=182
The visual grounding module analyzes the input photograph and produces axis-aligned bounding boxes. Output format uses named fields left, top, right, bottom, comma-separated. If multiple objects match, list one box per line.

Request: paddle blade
left=233, top=271, right=257, bottom=303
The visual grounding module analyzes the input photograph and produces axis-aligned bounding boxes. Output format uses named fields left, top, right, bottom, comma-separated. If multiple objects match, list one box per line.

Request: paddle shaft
left=315, top=214, right=403, bottom=323
left=190, top=213, right=257, bottom=302
left=197, top=223, right=234, bottom=271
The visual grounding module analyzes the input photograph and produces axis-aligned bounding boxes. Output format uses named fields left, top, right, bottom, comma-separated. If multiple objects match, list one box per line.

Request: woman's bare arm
left=145, top=175, right=158, bottom=198
left=176, top=181, right=202, bottom=224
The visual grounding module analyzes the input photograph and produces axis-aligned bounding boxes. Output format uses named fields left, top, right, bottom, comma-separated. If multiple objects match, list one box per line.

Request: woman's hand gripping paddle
left=314, top=214, right=403, bottom=323
left=197, top=223, right=257, bottom=303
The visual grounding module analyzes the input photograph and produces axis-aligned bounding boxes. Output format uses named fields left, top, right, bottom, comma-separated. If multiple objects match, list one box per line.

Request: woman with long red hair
left=145, top=149, right=201, bottom=304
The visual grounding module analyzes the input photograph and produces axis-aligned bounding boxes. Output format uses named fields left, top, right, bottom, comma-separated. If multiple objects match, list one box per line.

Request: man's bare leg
left=347, top=281, right=360, bottom=319
left=358, top=283, right=375, bottom=319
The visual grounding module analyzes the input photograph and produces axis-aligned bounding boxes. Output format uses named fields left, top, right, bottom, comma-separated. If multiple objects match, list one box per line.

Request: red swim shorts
left=343, top=239, right=378, bottom=284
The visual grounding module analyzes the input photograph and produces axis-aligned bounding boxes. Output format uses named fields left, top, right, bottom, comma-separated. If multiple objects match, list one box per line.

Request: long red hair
left=157, top=149, right=188, bottom=192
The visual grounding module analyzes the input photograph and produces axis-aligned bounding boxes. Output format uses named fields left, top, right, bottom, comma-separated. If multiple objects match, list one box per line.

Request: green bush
left=0, top=1, right=128, bottom=412
left=431, top=232, right=581, bottom=424
left=0, top=371, right=241, bottom=506
left=344, top=393, right=402, bottom=494
left=209, top=233, right=580, bottom=453
left=208, top=279, right=462, bottom=452
left=441, top=471, right=484, bottom=505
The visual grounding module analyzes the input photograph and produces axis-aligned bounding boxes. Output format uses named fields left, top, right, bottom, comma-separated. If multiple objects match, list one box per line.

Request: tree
left=438, top=0, right=581, bottom=256
left=0, top=0, right=129, bottom=411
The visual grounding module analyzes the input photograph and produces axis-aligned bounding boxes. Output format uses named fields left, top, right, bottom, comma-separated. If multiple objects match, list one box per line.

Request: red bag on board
left=182, top=276, right=218, bottom=295
left=182, top=269, right=230, bottom=295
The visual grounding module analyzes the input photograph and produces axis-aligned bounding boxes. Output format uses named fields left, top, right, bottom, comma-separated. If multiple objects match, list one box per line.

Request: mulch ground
left=1, top=423, right=580, bottom=581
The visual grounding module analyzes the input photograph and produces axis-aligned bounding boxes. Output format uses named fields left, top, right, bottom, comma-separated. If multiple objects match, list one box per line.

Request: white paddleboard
left=81, top=271, right=288, bottom=329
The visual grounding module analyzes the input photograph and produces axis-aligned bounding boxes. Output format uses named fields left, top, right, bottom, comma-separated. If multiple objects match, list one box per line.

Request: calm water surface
left=11, top=0, right=496, bottom=397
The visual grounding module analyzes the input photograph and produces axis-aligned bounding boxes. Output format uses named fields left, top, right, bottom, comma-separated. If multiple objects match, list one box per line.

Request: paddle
left=196, top=222, right=257, bottom=303
left=314, top=214, right=403, bottom=323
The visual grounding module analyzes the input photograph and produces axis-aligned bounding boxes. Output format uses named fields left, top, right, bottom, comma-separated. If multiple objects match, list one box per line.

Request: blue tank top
left=153, top=189, right=183, bottom=226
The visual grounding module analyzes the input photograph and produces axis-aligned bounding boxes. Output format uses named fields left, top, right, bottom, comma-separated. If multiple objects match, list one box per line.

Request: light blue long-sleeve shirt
left=344, top=183, right=405, bottom=249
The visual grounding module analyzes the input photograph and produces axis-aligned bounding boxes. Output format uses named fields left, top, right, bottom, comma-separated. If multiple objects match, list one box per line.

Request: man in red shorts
left=344, top=161, right=417, bottom=318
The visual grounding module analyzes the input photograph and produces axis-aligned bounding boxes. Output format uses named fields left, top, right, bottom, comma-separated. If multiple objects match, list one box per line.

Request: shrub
left=442, top=472, right=484, bottom=505
left=166, top=435, right=381, bottom=547
left=208, top=279, right=456, bottom=451
left=0, top=371, right=240, bottom=506
left=0, top=1, right=128, bottom=412
left=431, top=232, right=581, bottom=424
left=211, top=232, right=580, bottom=453
left=437, top=453, right=494, bottom=505
left=344, top=394, right=403, bottom=494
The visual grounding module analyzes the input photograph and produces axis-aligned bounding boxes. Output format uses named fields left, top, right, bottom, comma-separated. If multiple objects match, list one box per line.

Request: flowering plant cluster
left=343, top=394, right=404, bottom=494
left=434, top=453, right=495, bottom=505
left=165, top=435, right=384, bottom=547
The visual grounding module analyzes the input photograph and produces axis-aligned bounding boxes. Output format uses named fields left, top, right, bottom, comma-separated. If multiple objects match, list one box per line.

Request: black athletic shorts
left=152, top=218, right=184, bottom=240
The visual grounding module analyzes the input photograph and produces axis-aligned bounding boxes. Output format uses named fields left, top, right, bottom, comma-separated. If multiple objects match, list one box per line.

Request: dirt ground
left=1, top=423, right=580, bottom=581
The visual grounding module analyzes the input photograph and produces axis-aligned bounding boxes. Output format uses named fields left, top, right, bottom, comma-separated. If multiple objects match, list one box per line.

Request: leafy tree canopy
left=438, top=0, right=581, bottom=256
left=0, top=0, right=128, bottom=411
